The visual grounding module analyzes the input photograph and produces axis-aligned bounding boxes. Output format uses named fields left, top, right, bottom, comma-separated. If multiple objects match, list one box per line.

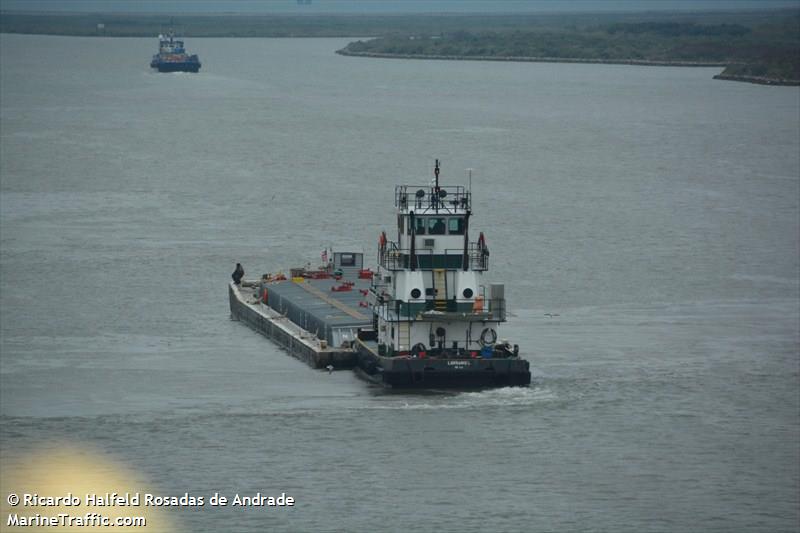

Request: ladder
left=397, top=320, right=411, bottom=352
left=433, top=269, right=447, bottom=311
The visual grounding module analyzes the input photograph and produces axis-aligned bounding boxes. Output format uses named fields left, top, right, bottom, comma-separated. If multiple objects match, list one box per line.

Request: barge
left=229, top=160, right=531, bottom=388
left=228, top=252, right=371, bottom=370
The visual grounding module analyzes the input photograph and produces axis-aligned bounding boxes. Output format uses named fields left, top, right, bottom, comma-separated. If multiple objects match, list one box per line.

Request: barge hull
left=228, top=283, right=357, bottom=369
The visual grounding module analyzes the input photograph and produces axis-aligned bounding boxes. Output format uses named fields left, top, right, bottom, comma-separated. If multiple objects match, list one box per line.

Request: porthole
left=410, top=288, right=422, bottom=299
left=462, top=288, right=474, bottom=299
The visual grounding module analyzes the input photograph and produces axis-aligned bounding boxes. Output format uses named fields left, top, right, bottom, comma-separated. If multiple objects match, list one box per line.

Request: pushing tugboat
left=150, top=32, right=201, bottom=73
left=228, top=160, right=530, bottom=388
left=355, top=160, right=530, bottom=387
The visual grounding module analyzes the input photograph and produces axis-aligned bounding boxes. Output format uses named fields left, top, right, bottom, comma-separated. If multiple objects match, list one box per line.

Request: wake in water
left=167, top=385, right=560, bottom=420
left=368, top=385, right=557, bottom=411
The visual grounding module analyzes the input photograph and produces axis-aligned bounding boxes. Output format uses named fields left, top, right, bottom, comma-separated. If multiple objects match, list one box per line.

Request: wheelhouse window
left=428, top=217, right=446, bottom=235
left=414, top=217, right=426, bottom=235
left=340, top=253, right=356, bottom=266
left=448, top=217, right=465, bottom=235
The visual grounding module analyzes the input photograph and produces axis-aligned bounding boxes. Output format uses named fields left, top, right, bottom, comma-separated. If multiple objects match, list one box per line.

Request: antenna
left=466, top=168, right=473, bottom=195
left=433, top=159, right=441, bottom=213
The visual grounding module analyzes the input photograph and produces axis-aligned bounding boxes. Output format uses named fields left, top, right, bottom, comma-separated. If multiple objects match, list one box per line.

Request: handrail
left=395, top=184, right=471, bottom=213
left=379, top=241, right=488, bottom=271
left=378, top=295, right=506, bottom=321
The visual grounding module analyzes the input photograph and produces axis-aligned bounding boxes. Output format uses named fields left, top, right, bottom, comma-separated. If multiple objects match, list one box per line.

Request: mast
left=463, top=167, right=471, bottom=270
left=463, top=210, right=470, bottom=271
left=434, top=159, right=440, bottom=212
left=409, top=211, right=416, bottom=271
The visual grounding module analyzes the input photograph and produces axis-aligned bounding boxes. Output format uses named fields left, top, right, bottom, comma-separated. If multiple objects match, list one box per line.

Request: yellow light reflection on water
left=1, top=444, right=177, bottom=532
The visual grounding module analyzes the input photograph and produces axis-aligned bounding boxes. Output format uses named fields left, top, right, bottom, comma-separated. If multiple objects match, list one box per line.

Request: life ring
left=479, top=328, right=497, bottom=346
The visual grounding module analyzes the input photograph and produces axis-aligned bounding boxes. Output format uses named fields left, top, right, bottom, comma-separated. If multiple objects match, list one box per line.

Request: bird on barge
left=228, top=160, right=530, bottom=388
left=150, top=32, right=201, bottom=73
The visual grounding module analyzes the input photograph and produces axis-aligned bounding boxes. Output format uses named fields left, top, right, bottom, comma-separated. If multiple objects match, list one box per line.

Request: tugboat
left=150, top=32, right=201, bottom=73
left=228, top=160, right=530, bottom=388
left=355, top=160, right=531, bottom=387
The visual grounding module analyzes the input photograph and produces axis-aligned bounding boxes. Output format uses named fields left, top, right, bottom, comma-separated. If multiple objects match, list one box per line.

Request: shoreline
left=335, top=49, right=727, bottom=68
left=711, top=73, right=800, bottom=86
left=336, top=49, right=799, bottom=86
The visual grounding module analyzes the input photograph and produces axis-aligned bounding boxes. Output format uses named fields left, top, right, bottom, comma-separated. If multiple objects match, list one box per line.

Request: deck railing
left=379, top=242, right=488, bottom=271
left=395, top=184, right=470, bottom=214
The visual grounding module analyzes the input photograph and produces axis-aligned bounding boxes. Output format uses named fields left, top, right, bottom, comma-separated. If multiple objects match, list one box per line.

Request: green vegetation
left=719, top=61, right=799, bottom=82
left=338, top=11, right=800, bottom=84
left=341, top=27, right=741, bottom=63
left=1, top=9, right=797, bottom=84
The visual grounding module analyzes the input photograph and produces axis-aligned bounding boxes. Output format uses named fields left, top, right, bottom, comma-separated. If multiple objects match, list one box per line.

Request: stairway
left=397, top=321, right=411, bottom=352
left=433, top=269, right=447, bottom=311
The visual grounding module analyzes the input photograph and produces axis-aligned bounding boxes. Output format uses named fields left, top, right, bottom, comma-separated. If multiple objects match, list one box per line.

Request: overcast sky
left=2, top=0, right=798, bottom=13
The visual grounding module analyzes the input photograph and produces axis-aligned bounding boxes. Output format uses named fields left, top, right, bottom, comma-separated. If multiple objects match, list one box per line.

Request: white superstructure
left=369, top=160, right=515, bottom=358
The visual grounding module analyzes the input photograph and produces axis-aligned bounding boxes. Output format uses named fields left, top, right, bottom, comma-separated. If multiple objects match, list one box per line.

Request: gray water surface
left=1, top=35, right=798, bottom=532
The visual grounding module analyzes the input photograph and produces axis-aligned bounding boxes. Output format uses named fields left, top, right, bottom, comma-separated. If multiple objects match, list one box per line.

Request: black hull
left=154, top=63, right=201, bottom=73
left=356, top=340, right=530, bottom=389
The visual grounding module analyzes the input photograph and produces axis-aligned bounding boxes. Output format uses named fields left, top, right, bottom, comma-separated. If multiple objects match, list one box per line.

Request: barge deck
left=228, top=273, right=372, bottom=369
